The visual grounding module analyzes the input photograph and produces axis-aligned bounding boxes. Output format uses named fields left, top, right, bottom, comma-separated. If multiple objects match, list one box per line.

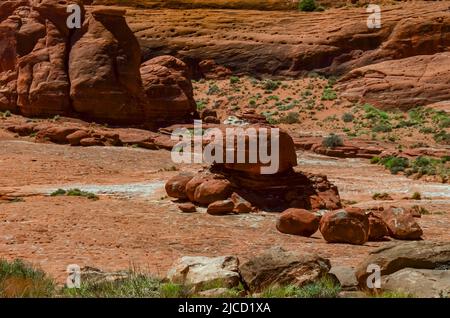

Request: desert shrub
left=262, top=79, right=281, bottom=91
left=372, top=192, right=392, bottom=200
left=363, top=104, right=389, bottom=121
left=321, top=88, right=337, bottom=101
left=373, top=291, right=414, bottom=298
left=51, top=188, right=99, bottom=200
left=229, top=76, right=240, bottom=84
left=322, top=133, right=343, bottom=148
left=3, top=110, right=11, bottom=117
left=396, top=120, right=417, bottom=128
left=267, top=95, right=280, bottom=101
left=372, top=123, right=392, bottom=133
left=342, top=113, right=354, bottom=123
left=419, top=126, right=434, bottom=134
left=0, top=259, right=55, bottom=297
left=277, top=103, right=295, bottom=111
left=411, top=205, right=430, bottom=215
left=411, top=192, right=422, bottom=200
left=207, top=84, right=220, bottom=95
left=380, top=156, right=409, bottom=174
left=248, top=99, right=257, bottom=107
left=196, top=100, right=206, bottom=111
left=434, top=130, right=450, bottom=144
left=63, top=273, right=168, bottom=298
left=279, top=112, right=300, bottom=124
left=432, top=111, right=450, bottom=128
left=298, top=0, right=317, bottom=12
left=370, top=156, right=381, bottom=164
left=266, top=117, right=280, bottom=125
left=302, top=89, right=313, bottom=97
left=260, top=276, right=340, bottom=298
left=407, top=156, right=450, bottom=179
left=324, top=115, right=338, bottom=122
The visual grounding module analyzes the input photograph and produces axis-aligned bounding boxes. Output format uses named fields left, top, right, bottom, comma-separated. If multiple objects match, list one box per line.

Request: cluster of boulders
left=165, top=127, right=342, bottom=213
left=167, top=246, right=333, bottom=295
left=166, top=241, right=450, bottom=297
left=4, top=120, right=181, bottom=149
left=0, top=0, right=196, bottom=126
left=277, top=205, right=423, bottom=245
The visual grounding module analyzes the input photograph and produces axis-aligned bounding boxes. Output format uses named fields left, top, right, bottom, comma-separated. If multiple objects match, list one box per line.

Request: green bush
left=207, top=84, right=220, bottom=95
left=261, top=276, right=340, bottom=298
left=229, top=76, right=240, bottom=84
left=411, top=192, right=422, bottom=200
left=342, top=113, right=354, bottom=123
left=196, top=100, right=206, bottom=111
left=298, top=0, right=317, bottom=12
left=51, top=188, right=99, bottom=200
left=263, top=80, right=281, bottom=91
left=434, top=130, right=450, bottom=144
left=372, top=123, right=392, bottom=133
left=379, top=156, right=409, bottom=174
left=321, top=88, right=337, bottom=101
left=279, top=112, right=300, bottom=124
left=322, top=133, right=343, bottom=148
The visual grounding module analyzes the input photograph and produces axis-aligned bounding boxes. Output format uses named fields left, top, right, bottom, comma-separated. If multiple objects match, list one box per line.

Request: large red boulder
left=165, top=172, right=194, bottom=200
left=208, top=127, right=297, bottom=175
left=368, top=214, right=389, bottom=241
left=276, top=208, right=319, bottom=237
left=319, top=207, right=369, bottom=245
left=207, top=199, right=234, bottom=215
left=193, top=179, right=233, bottom=205
left=380, top=206, right=423, bottom=240
left=185, top=174, right=211, bottom=202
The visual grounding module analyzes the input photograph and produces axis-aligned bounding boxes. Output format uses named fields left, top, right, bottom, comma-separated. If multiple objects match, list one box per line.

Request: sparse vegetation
left=322, top=133, right=343, bottom=148
left=321, top=87, right=337, bottom=101
left=0, top=259, right=55, bottom=297
left=298, top=0, right=317, bottom=12
left=372, top=192, right=392, bottom=200
left=342, top=112, right=354, bottom=123
left=411, top=192, right=422, bottom=200
left=379, top=156, right=409, bottom=175
left=3, top=110, right=12, bottom=118
left=260, top=276, right=340, bottom=298
left=278, top=112, right=300, bottom=124
left=262, top=79, right=281, bottom=91
left=50, top=188, right=99, bottom=200
left=229, top=76, right=240, bottom=84
left=207, top=84, right=221, bottom=95
left=374, top=155, right=449, bottom=180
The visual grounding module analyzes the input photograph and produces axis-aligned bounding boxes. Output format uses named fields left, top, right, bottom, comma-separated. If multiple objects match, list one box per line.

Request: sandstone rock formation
left=338, top=52, right=450, bottom=111
left=129, top=3, right=450, bottom=76
left=355, top=241, right=450, bottom=288
left=239, top=246, right=332, bottom=293
left=381, top=268, right=450, bottom=298
left=0, top=0, right=196, bottom=125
